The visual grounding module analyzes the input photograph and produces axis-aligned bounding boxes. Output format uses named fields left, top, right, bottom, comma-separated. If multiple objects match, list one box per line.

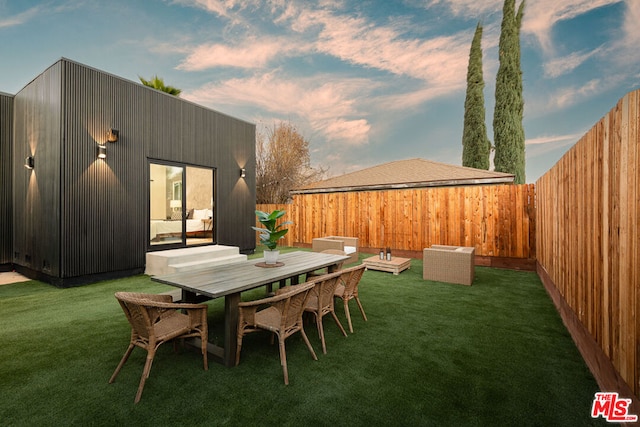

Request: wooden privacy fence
left=258, top=183, right=535, bottom=259
left=258, top=91, right=640, bottom=404
left=537, top=89, right=640, bottom=401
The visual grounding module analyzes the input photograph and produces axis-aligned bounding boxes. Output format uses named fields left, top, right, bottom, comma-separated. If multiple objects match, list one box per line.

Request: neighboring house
left=0, top=58, right=256, bottom=286
left=292, top=158, right=514, bottom=194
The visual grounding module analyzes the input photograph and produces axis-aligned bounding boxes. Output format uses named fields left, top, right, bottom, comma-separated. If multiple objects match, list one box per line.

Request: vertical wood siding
left=61, top=61, right=147, bottom=277
left=12, top=63, right=63, bottom=277
left=11, top=59, right=255, bottom=283
left=537, top=89, right=640, bottom=398
left=257, top=183, right=535, bottom=258
left=0, top=93, right=13, bottom=266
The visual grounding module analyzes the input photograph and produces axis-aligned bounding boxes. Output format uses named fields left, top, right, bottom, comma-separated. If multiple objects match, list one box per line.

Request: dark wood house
left=0, top=58, right=256, bottom=286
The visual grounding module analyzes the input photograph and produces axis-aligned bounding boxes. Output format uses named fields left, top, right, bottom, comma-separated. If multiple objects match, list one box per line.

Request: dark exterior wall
left=0, top=92, right=14, bottom=268
left=12, top=59, right=255, bottom=284
left=13, top=63, right=63, bottom=277
left=60, top=61, right=145, bottom=278
left=215, top=115, right=256, bottom=251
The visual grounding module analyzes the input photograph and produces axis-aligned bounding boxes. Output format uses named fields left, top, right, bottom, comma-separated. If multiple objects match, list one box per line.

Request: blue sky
left=1, top=0, right=638, bottom=183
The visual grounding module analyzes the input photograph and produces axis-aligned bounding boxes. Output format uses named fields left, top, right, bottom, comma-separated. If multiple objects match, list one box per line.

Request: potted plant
left=252, top=209, right=292, bottom=265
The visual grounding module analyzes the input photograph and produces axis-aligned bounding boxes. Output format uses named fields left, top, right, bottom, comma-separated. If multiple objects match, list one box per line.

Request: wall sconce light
left=97, top=145, right=107, bottom=159
left=106, top=128, right=119, bottom=143
left=240, top=168, right=246, bottom=178
left=24, top=156, right=34, bottom=170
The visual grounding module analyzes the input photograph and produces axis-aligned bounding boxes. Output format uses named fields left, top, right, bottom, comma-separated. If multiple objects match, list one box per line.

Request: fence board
left=536, top=88, right=640, bottom=399
left=257, top=92, right=640, bottom=405
left=258, top=183, right=535, bottom=259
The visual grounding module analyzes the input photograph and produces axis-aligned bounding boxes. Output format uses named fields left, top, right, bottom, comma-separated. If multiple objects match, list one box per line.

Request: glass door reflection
left=185, top=166, right=214, bottom=246
left=149, top=163, right=184, bottom=247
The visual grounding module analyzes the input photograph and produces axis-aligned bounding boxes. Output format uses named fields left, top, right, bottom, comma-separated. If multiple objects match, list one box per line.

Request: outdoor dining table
left=152, top=250, right=350, bottom=367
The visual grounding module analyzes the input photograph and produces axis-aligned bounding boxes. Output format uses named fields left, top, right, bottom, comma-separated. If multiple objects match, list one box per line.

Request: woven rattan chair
left=423, top=245, right=475, bottom=285
left=312, top=236, right=359, bottom=264
left=109, top=292, right=209, bottom=403
left=334, top=264, right=367, bottom=333
left=236, top=281, right=317, bottom=385
left=304, top=271, right=348, bottom=354
left=305, top=249, right=347, bottom=281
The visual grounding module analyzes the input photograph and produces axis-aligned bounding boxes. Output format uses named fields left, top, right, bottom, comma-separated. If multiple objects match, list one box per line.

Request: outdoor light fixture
left=240, top=168, right=246, bottom=178
left=24, top=156, right=34, bottom=170
left=97, top=145, right=107, bottom=159
left=106, top=128, right=119, bottom=143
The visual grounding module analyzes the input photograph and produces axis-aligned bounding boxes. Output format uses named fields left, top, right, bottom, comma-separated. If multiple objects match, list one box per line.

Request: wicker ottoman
left=423, top=245, right=475, bottom=285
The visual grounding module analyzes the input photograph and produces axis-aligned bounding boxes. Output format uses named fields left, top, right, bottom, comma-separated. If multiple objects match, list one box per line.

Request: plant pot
left=264, top=249, right=280, bottom=265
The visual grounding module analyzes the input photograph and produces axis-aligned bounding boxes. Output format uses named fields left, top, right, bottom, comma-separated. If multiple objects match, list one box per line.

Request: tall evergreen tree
left=462, top=23, right=491, bottom=170
left=493, top=0, right=526, bottom=183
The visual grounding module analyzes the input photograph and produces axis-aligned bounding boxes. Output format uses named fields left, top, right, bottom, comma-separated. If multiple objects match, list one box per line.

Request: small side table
left=363, top=255, right=411, bottom=275
left=200, top=218, right=213, bottom=238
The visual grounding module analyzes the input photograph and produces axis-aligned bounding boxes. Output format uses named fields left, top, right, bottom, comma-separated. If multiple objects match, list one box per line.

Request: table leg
left=223, top=292, right=241, bottom=367
left=181, top=289, right=225, bottom=363
left=182, top=289, right=197, bottom=303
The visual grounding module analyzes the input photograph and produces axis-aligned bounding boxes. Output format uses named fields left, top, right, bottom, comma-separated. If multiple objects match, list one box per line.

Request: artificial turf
left=0, top=250, right=607, bottom=426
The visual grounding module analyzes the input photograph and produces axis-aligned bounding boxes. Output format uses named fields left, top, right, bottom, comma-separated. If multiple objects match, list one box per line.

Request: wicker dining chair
left=304, top=271, right=347, bottom=354
left=236, top=281, right=317, bottom=385
left=305, top=249, right=348, bottom=281
left=334, top=264, right=367, bottom=333
left=109, top=292, right=209, bottom=403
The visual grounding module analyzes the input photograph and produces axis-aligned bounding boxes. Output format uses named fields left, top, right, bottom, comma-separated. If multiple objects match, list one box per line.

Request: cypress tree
left=493, top=0, right=526, bottom=183
left=462, top=23, right=491, bottom=170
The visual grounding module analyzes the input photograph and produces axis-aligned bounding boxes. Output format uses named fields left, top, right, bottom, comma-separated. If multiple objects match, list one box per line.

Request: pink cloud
left=184, top=72, right=373, bottom=145
left=177, top=37, right=303, bottom=70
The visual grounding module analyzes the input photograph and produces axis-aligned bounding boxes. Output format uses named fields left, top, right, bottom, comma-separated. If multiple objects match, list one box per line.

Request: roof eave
left=290, top=177, right=515, bottom=195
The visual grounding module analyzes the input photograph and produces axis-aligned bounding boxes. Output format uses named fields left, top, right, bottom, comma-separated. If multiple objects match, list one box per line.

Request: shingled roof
left=292, top=158, right=514, bottom=194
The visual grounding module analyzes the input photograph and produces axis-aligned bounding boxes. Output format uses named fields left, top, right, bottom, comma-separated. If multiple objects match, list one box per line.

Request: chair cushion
left=344, top=246, right=357, bottom=255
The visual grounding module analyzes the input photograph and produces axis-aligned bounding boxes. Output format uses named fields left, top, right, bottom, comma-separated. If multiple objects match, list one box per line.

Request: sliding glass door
left=185, top=166, right=214, bottom=246
left=149, top=161, right=215, bottom=249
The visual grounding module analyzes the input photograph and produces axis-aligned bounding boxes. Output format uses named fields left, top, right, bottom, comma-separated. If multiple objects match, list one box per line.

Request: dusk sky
left=1, top=0, right=637, bottom=183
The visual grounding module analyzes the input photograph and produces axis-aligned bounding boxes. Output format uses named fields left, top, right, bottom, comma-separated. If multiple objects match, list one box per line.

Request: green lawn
left=0, top=249, right=606, bottom=426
